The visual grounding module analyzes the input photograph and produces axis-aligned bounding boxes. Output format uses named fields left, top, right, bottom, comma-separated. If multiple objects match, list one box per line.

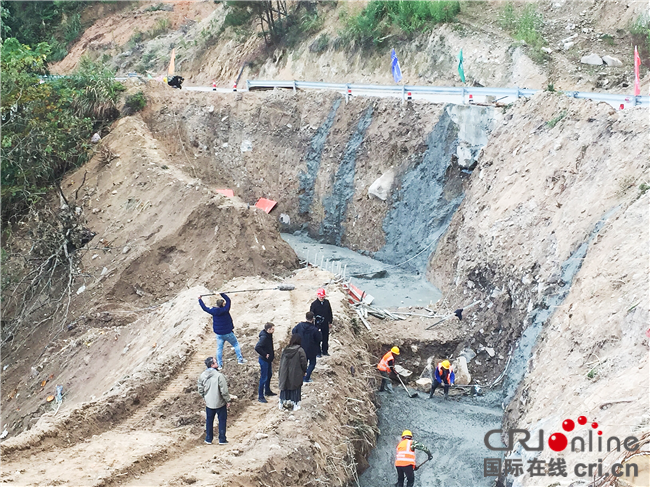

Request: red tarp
left=255, top=198, right=277, bottom=214
left=216, top=189, right=234, bottom=197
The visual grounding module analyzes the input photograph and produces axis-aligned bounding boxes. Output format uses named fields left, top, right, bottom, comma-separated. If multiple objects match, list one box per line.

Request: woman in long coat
left=278, top=333, right=308, bottom=411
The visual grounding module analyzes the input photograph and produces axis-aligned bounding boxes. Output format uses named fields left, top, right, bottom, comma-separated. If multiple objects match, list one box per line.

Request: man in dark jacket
left=254, top=322, right=276, bottom=403
left=199, top=293, right=247, bottom=368
left=310, top=288, right=333, bottom=357
left=291, top=312, right=322, bottom=383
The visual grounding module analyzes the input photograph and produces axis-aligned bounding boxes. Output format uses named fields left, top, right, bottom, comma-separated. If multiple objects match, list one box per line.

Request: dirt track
left=1, top=268, right=378, bottom=486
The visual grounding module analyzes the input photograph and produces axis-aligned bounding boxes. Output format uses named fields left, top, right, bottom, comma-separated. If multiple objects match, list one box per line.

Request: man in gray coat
left=197, top=356, right=231, bottom=445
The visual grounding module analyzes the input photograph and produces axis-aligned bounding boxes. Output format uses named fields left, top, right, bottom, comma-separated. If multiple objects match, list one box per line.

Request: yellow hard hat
left=391, top=346, right=400, bottom=355
left=402, top=430, right=412, bottom=438
left=441, top=360, right=450, bottom=369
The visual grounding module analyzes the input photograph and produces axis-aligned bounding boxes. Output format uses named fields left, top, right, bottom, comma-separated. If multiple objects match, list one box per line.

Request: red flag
left=634, top=46, right=641, bottom=96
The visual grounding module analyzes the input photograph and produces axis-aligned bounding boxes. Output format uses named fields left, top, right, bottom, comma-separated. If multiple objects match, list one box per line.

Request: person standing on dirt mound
left=198, top=293, right=247, bottom=368
left=310, top=288, right=333, bottom=357
left=254, top=322, right=276, bottom=403
left=278, top=333, right=308, bottom=411
left=291, top=312, right=321, bottom=383
left=377, top=346, right=400, bottom=393
left=197, top=356, right=231, bottom=445
left=395, top=430, right=432, bottom=487
left=429, top=359, right=455, bottom=400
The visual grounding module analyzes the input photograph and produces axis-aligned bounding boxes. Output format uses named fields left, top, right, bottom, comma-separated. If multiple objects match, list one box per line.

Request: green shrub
left=124, top=91, right=147, bottom=114
left=546, top=110, right=567, bottom=128
left=223, top=4, right=253, bottom=28
left=149, top=17, right=171, bottom=38
left=310, top=33, right=329, bottom=53
left=500, top=2, right=546, bottom=50
left=64, top=13, right=82, bottom=44
left=1, top=39, right=124, bottom=223
left=128, top=29, right=146, bottom=47
left=630, top=14, right=650, bottom=64
left=340, top=1, right=460, bottom=50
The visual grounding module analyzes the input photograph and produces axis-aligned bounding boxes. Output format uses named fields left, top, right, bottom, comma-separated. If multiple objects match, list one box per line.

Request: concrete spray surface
left=375, top=105, right=496, bottom=271
left=321, top=106, right=374, bottom=245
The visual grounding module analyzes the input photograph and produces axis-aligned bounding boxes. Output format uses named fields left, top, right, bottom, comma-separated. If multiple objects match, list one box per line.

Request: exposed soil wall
left=426, top=92, right=649, bottom=484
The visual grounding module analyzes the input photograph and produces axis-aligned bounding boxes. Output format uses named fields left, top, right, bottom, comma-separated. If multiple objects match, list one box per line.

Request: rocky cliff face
left=427, top=92, right=649, bottom=483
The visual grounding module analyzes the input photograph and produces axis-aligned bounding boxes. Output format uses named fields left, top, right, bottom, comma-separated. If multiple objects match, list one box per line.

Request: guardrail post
left=402, top=85, right=406, bottom=103
left=462, top=87, right=466, bottom=105
left=346, top=84, right=350, bottom=104
left=246, top=80, right=251, bottom=90
left=516, top=87, right=520, bottom=99
left=634, top=95, right=639, bottom=107
left=293, top=80, right=297, bottom=94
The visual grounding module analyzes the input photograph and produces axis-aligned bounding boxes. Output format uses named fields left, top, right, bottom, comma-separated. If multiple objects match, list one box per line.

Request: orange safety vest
left=437, top=363, right=454, bottom=384
left=377, top=351, right=394, bottom=372
left=395, top=439, right=416, bottom=467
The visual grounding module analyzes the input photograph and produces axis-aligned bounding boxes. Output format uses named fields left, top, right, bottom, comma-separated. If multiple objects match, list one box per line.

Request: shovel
left=415, top=457, right=430, bottom=471
left=200, top=284, right=295, bottom=297
left=396, top=373, right=419, bottom=398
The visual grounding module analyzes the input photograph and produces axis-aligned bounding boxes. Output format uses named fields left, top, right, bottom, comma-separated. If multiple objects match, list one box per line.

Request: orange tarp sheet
left=255, top=198, right=277, bottom=214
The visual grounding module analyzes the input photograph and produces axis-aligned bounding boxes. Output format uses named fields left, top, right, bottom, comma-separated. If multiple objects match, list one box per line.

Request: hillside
left=51, top=1, right=650, bottom=94
left=1, top=2, right=649, bottom=486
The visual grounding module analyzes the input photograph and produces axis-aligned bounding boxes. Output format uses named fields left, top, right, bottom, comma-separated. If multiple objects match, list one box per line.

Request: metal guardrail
left=246, top=79, right=648, bottom=109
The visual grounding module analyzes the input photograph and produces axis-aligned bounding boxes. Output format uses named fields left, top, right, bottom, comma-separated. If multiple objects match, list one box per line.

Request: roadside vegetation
left=339, top=0, right=461, bottom=50
left=630, top=13, right=650, bottom=65
left=1, top=39, right=124, bottom=226
left=499, top=2, right=548, bottom=63
left=0, top=1, right=89, bottom=62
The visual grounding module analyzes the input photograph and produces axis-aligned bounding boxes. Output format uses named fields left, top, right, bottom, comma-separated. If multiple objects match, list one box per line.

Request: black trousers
left=396, top=465, right=415, bottom=487
left=430, top=380, right=449, bottom=397
left=320, top=323, right=330, bottom=355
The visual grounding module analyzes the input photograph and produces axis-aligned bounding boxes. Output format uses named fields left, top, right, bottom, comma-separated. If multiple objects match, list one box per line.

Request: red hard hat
left=317, top=288, right=326, bottom=297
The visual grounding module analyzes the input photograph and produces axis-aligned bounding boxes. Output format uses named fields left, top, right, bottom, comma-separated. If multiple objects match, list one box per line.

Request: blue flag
left=391, top=49, right=402, bottom=84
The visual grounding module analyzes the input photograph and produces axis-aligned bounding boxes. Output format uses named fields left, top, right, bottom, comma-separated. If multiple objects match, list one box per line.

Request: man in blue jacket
left=199, top=293, right=247, bottom=368
left=292, top=312, right=322, bottom=383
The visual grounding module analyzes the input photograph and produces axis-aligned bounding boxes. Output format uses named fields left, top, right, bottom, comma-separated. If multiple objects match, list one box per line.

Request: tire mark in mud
left=320, top=105, right=374, bottom=245
left=299, top=97, right=342, bottom=215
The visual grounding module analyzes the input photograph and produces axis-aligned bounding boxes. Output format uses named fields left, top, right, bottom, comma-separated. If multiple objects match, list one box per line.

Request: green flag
left=458, top=49, right=466, bottom=83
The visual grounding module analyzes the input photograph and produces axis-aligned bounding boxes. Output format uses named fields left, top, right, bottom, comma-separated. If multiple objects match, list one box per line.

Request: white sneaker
left=237, top=359, right=247, bottom=364
left=278, top=398, right=283, bottom=410
left=293, top=402, right=301, bottom=411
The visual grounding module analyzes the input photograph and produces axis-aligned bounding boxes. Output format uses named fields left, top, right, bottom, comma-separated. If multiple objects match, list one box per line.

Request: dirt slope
left=427, top=93, right=649, bottom=482
left=1, top=268, right=378, bottom=487
left=0, top=112, right=299, bottom=443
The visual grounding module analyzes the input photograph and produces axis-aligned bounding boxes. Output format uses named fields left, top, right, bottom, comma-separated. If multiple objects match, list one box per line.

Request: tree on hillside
left=225, top=0, right=289, bottom=46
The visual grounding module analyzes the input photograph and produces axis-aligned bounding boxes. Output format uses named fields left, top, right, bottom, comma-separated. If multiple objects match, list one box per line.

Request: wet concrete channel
left=284, top=203, right=616, bottom=486
left=281, top=233, right=442, bottom=308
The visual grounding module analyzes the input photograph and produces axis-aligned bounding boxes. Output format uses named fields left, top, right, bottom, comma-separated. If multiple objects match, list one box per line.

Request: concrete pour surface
left=281, top=233, right=442, bottom=307
left=359, top=390, right=503, bottom=487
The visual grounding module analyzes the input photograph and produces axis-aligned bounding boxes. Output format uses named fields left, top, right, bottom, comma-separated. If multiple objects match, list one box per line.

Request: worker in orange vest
left=395, top=430, right=432, bottom=487
left=377, top=346, right=400, bottom=393
left=429, top=359, right=455, bottom=400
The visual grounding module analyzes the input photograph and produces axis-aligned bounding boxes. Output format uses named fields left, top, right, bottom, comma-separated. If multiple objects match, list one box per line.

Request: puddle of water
left=281, top=233, right=442, bottom=308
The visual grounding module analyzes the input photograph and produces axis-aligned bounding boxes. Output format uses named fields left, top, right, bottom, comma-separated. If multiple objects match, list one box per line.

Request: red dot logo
left=562, top=419, right=575, bottom=432
left=591, top=422, right=599, bottom=429
left=598, top=431, right=603, bottom=436
left=578, top=416, right=587, bottom=425
left=548, top=432, right=568, bottom=451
